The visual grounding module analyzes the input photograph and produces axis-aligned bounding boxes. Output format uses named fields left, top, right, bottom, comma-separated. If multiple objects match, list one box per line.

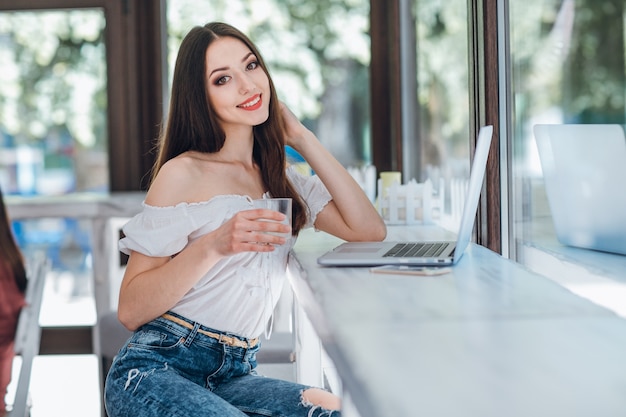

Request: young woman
left=104, top=22, right=386, bottom=417
left=0, top=187, right=26, bottom=416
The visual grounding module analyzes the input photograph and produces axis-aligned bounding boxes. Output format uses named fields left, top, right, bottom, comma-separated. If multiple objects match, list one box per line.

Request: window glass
left=412, top=0, right=470, bottom=230
left=165, top=0, right=371, bottom=168
left=0, top=10, right=108, bottom=196
left=0, top=12, right=106, bottom=414
left=11, top=216, right=95, bottom=325
left=509, top=0, right=626, bottom=258
left=0, top=8, right=105, bottom=326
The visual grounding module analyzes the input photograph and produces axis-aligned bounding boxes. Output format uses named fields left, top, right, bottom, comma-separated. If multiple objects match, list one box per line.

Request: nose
left=238, top=72, right=256, bottom=95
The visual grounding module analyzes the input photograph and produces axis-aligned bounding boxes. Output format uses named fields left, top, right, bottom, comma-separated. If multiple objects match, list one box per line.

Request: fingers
left=280, top=105, right=301, bottom=129
left=234, top=239, right=282, bottom=253
left=278, top=101, right=312, bottom=150
left=208, top=208, right=293, bottom=259
left=245, top=232, right=288, bottom=248
left=245, top=208, right=287, bottom=223
left=279, top=101, right=295, bottom=119
left=213, top=228, right=283, bottom=258
left=232, top=209, right=292, bottom=248
left=243, top=209, right=290, bottom=232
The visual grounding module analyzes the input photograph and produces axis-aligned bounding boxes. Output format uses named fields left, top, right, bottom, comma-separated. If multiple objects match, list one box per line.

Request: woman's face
left=205, top=36, right=271, bottom=137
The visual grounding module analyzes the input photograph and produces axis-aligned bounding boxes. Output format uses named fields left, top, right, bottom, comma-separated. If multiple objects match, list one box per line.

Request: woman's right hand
left=207, top=208, right=291, bottom=257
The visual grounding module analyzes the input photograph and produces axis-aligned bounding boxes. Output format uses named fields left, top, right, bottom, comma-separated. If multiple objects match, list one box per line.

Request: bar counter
left=289, top=226, right=626, bottom=417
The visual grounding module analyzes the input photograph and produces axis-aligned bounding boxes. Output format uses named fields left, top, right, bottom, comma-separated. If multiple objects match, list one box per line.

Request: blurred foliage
left=414, top=0, right=470, bottom=171
left=0, top=10, right=107, bottom=149
left=511, top=0, right=626, bottom=173
left=513, top=0, right=625, bottom=129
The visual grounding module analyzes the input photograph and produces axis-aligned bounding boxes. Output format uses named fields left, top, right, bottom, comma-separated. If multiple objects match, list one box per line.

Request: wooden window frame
left=371, top=0, right=502, bottom=254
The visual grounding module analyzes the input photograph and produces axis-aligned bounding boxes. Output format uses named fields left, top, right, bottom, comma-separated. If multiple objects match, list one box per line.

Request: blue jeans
left=104, top=311, right=340, bottom=417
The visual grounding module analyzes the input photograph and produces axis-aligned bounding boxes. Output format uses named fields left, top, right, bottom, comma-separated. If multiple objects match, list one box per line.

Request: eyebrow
left=209, top=52, right=256, bottom=78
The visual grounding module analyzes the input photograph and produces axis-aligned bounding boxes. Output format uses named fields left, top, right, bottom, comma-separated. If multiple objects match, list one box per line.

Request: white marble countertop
left=290, top=226, right=626, bottom=417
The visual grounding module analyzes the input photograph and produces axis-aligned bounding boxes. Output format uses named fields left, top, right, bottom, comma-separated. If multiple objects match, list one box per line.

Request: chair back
left=8, top=253, right=49, bottom=417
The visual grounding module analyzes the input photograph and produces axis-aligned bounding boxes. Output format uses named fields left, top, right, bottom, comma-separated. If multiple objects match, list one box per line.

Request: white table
left=289, top=226, right=626, bottom=417
left=6, top=192, right=145, bottom=316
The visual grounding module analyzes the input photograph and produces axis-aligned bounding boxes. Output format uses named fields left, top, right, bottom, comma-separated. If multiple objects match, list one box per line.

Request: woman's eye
left=246, top=61, right=258, bottom=71
left=215, top=76, right=230, bottom=85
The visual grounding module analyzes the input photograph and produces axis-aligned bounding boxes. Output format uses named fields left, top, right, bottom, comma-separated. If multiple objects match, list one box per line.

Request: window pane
left=0, top=8, right=106, bottom=328
left=0, top=6, right=107, bottom=334
left=509, top=0, right=626, bottom=259
left=413, top=0, right=470, bottom=230
left=0, top=9, right=108, bottom=196
left=12, top=217, right=96, bottom=327
left=165, top=0, right=371, bottom=167
left=0, top=9, right=109, bottom=417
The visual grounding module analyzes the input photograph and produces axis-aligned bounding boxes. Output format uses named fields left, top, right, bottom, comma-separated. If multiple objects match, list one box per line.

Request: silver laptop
left=534, top=124, right=626, bottom=255
left=317, top=125, right=493, bottom=267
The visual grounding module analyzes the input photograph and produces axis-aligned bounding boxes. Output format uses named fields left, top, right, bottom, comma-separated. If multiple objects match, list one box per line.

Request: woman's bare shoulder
left=146, top=153, right=222, bottom=206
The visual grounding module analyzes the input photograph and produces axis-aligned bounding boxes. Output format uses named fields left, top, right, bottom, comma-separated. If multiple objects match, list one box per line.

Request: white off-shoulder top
left=119, top=165, right=332, bottom=339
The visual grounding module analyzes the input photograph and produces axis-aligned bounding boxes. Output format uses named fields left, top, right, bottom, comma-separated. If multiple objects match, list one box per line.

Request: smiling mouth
left=238, top=94, right=262, bottom=110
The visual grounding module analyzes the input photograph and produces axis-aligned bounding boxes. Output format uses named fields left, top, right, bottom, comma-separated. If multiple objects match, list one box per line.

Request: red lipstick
left=238, top=94, right=262, bottom=111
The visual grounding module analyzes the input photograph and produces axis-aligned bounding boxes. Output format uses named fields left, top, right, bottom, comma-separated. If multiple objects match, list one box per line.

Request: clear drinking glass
left=252, top=197, right=292, bottom=239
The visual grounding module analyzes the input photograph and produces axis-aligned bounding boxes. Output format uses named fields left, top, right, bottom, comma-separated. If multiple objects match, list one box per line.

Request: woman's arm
left=117, top=162, right=291, bottom=330
left=280, top=102, right=386, bottom=242
left=118, top=208, right=289, bottom=330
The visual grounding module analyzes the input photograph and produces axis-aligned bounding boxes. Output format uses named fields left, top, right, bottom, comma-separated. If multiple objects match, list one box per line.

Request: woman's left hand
left=277, top=101, right=386, bottom=243
left=279, top=101, right=314, bottom=151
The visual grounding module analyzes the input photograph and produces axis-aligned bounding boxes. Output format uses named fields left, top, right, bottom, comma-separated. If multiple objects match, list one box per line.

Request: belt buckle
left=222, top=334, right=244, bottom=348
left=218, top=333, right=250, bottom=348
left=218, top=333, right=232, bottom=346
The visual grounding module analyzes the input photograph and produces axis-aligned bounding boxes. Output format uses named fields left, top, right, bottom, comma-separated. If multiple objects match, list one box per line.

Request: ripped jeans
left=104, top=311, right=340, bottom=417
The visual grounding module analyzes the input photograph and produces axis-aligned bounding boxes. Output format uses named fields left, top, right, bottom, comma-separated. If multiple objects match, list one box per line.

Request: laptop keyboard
left=383, top=242, right=451, bottom=258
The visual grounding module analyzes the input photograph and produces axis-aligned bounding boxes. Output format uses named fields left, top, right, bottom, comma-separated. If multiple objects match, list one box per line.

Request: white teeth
left=240, top=96, right=260, bottom=108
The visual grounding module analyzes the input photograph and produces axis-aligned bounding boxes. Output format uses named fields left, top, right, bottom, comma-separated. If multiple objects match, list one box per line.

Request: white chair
left=7, top=253, right=49, bottom=417
left=98, top=312, right=132, bottom=390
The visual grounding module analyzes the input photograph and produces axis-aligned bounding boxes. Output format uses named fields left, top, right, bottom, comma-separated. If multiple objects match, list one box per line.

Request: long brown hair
left=0, top=187, right=27, bottom=293
left=151, top=22, right=307, bottom=235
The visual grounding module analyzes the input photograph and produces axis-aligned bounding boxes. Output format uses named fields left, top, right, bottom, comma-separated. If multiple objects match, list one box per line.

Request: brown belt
left=161, top=313, right=259, bottom=349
